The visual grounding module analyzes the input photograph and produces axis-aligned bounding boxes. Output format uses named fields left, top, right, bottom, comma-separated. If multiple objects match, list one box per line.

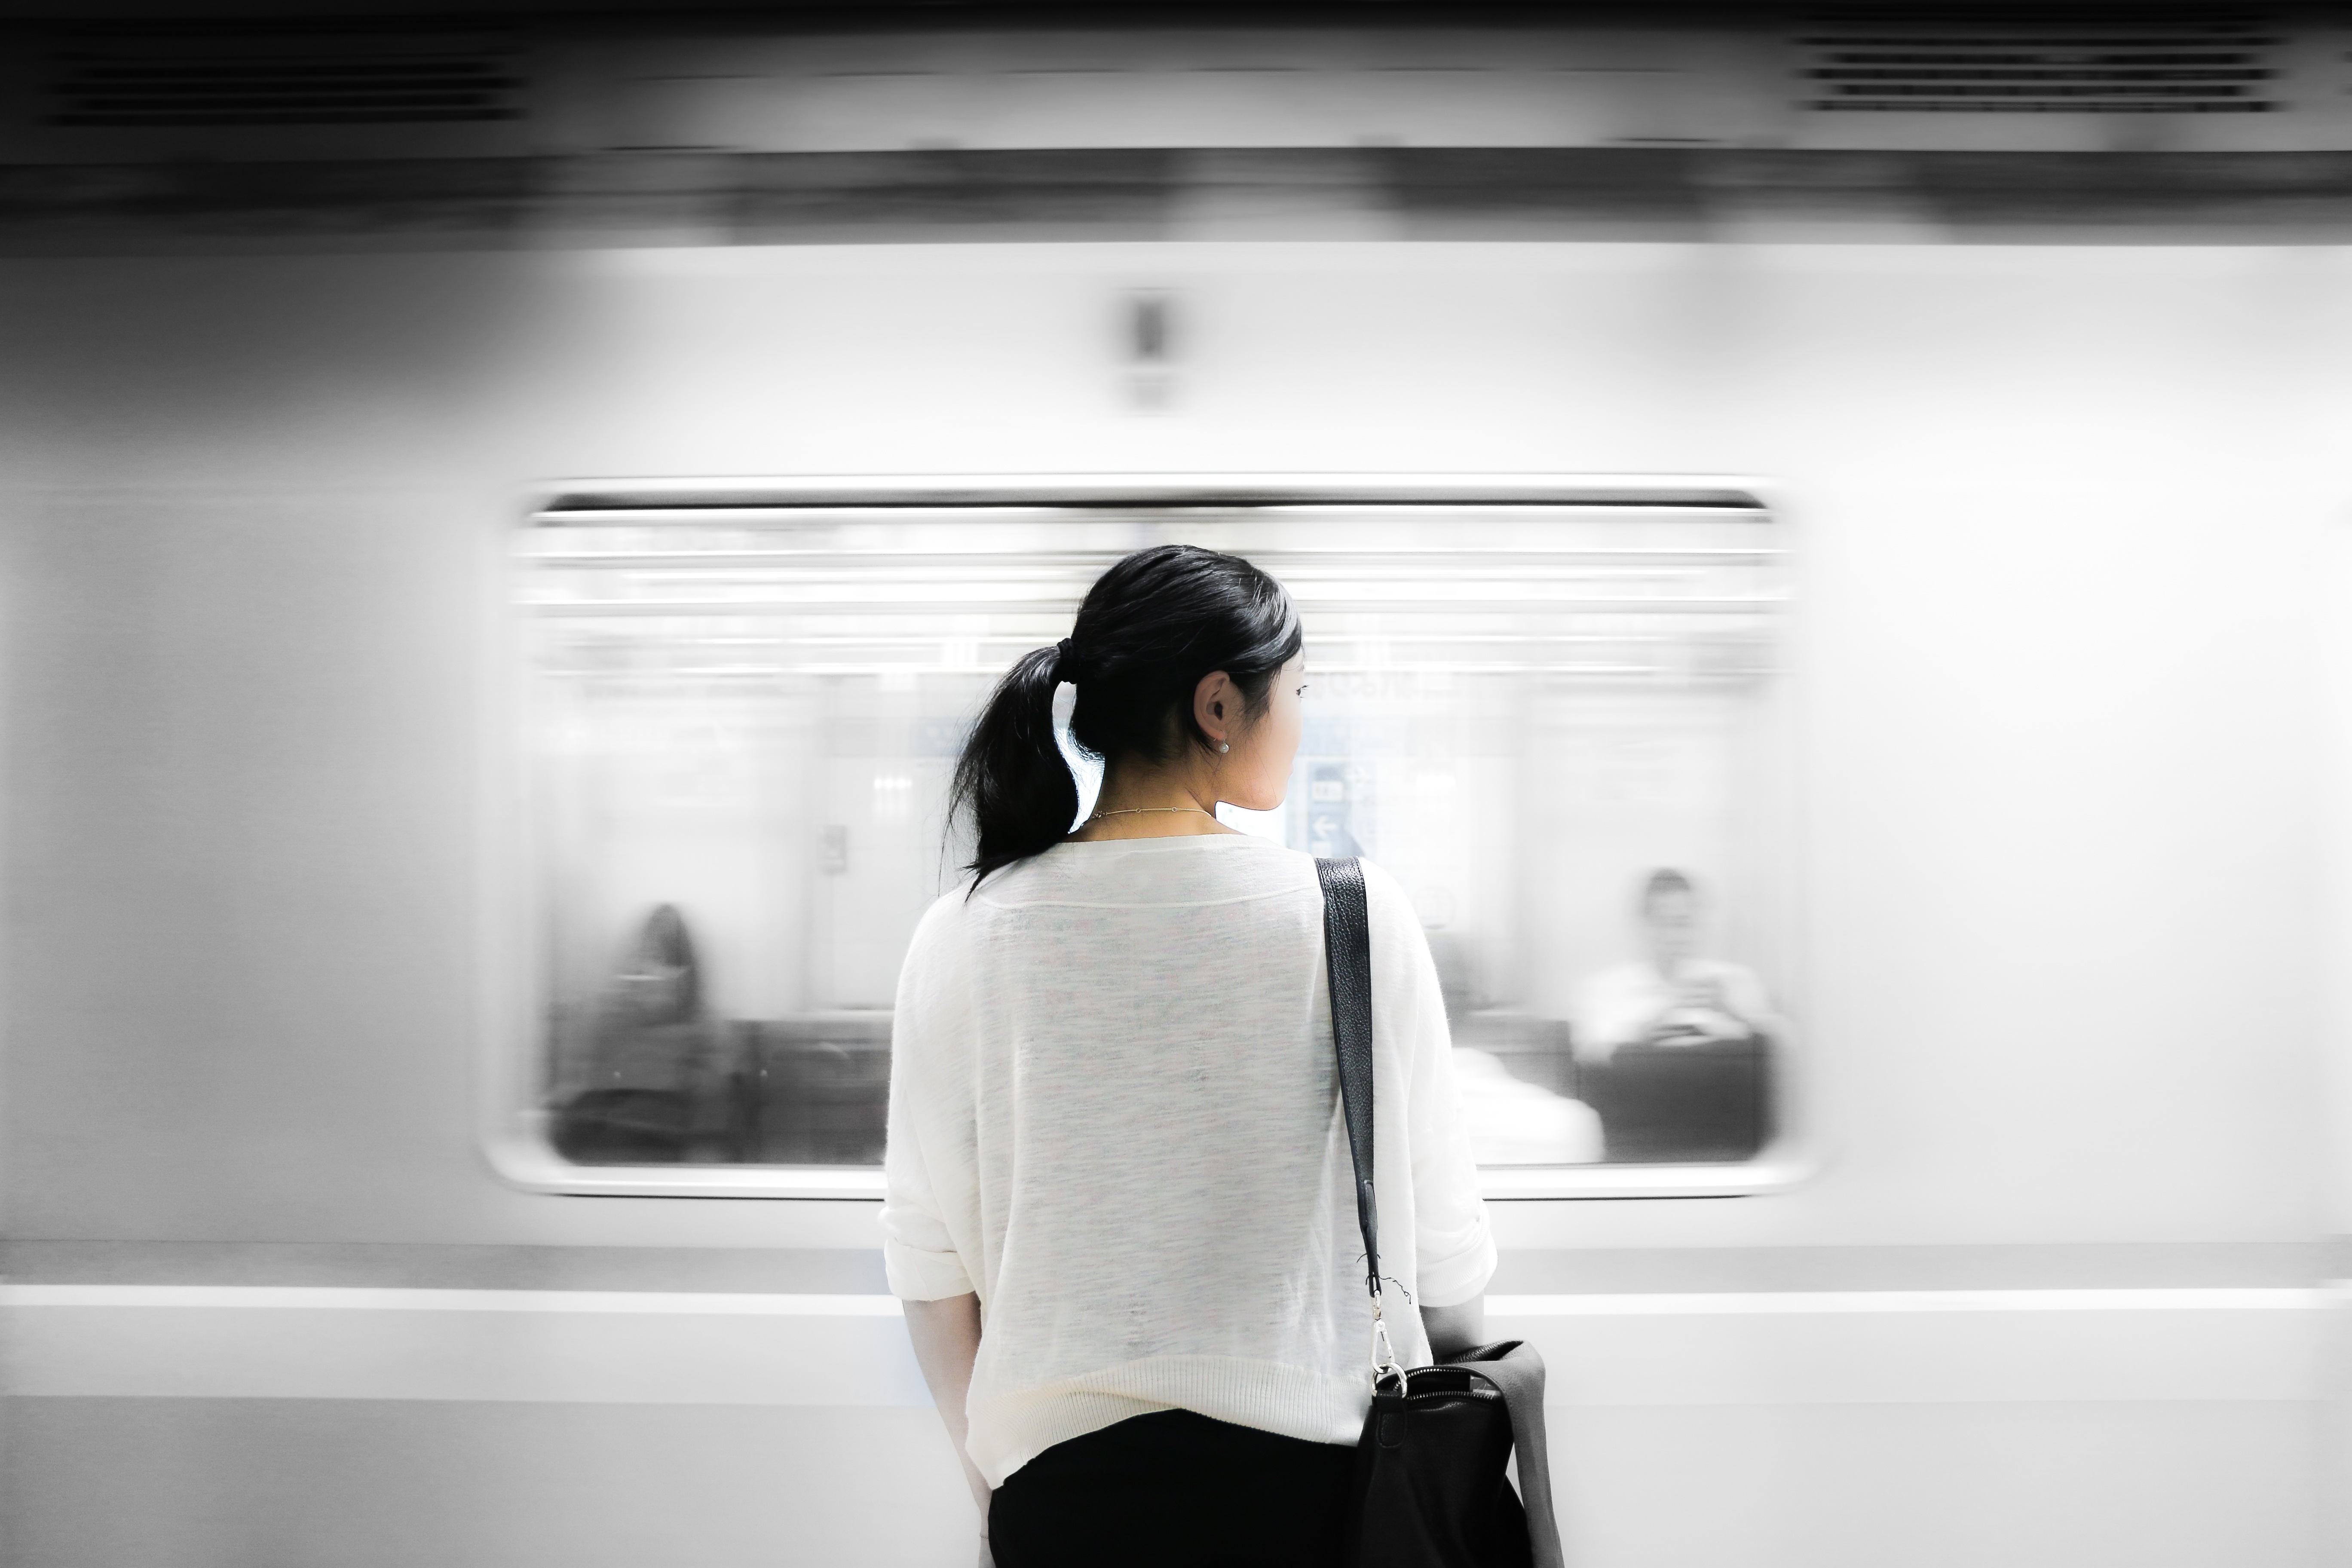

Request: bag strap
left=1316, top=857, right=1566, bottom=1568
left=1314, top=856, right=1381, bottom=1308
left=1457, top=1345, right=1568, bottom=1568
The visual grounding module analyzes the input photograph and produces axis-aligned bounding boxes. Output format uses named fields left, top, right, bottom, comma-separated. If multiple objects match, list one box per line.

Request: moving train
left=2, top=5, right=2348, bottom=1566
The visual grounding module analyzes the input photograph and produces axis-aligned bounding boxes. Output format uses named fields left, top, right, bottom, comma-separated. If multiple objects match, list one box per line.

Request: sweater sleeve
left=1363, top=861, right=1498, bottom=1311
left=879, top=896, right=978, bottom=1303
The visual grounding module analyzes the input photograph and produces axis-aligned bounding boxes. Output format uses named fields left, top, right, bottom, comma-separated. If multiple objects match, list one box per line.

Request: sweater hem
left=967, top=1355, right=1366, bottom=1488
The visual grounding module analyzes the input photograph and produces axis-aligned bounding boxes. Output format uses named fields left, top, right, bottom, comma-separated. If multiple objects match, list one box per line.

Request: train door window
left=501, top=481, right=1799, bottom=1198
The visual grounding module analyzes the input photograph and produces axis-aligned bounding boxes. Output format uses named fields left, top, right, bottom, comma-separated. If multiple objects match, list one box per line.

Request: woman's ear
left=1193, top=670, right=1234, bottom=744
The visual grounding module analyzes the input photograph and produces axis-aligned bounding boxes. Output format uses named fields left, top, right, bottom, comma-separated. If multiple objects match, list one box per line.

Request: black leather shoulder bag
left=1315, top=856, right=1567, bottom=1568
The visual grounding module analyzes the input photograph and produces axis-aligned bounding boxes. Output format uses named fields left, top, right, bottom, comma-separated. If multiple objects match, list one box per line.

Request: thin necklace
left=1084, top=806, right=1217, bottom=824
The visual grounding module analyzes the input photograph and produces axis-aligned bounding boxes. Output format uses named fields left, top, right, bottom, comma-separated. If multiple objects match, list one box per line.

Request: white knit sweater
left=879, top=833, right=1497, bottom=1488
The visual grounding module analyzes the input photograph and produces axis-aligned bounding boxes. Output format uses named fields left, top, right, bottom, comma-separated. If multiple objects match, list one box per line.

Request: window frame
left=479, top=474, right=1818, bottom=1201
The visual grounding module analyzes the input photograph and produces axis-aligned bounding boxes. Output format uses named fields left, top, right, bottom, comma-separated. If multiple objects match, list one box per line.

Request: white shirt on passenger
left=1571, top=957, right=1776, bottom=1063
left=879, top=834, right=1498, bottom=1489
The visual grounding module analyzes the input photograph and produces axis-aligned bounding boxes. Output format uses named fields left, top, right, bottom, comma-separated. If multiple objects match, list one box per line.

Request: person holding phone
left=1571, top=868, right=1782, bottom=1064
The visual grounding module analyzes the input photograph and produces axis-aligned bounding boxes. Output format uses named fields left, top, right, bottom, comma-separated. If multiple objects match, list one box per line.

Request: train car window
left=503, top=482, right=1798, bottom=1198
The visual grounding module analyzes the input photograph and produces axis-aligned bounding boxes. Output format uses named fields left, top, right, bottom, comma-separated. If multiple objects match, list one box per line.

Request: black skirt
left=988, top=1408, right=1357, bottom=1568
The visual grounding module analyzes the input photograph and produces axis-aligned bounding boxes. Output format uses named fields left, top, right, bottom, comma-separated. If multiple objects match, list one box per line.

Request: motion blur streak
left=7, top=1286, right=2321, bottom=1410
left=5, top=1283, right=2321, bottom=1314
left=0, top=1285, right=910, bottom=1313
left=4, top=6, right=2352, bottom=1568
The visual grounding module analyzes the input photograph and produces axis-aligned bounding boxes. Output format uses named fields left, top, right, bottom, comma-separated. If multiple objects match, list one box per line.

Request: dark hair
left=628, top=903, right=701, bottom=1021
left=950, top=544, right=1303, bottom=886
left=1641, top=868, right=1696, bottom=914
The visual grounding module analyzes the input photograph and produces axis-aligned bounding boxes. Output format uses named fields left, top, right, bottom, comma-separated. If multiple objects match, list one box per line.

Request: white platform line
left=1487, top=1288, right=2331, bottom=1316
left=0, top=1286, right=907, bottom=1315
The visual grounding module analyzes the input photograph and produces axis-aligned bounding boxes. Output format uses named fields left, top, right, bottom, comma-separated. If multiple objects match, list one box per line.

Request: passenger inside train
left=1572, top=870, right=1782, bottom=1163
left=550, top=904, right=737, bottom=1164
left=1574, top=869, right=1782, bottom=1059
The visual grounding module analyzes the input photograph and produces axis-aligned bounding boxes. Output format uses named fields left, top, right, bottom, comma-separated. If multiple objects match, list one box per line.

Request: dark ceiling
left=0, top=1, right=2322, bottom=25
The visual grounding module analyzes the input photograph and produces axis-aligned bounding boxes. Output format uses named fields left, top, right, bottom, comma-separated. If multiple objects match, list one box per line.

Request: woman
left=551, top=904, right=732, bottom=1164
left=881, top=545, right=1495, bottom=1567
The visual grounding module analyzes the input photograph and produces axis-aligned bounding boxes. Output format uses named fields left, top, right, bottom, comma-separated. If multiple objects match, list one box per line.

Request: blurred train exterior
left=4, top=11, right=2352, bottom=1568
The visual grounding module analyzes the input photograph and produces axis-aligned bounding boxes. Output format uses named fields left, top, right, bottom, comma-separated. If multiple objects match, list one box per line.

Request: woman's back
left=882, top=542, right=1494, bottom=1564
left=883, top=833, right=1494, bottom=1489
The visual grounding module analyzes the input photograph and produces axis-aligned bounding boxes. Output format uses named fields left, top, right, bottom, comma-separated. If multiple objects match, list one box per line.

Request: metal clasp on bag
left=1369, top=1302, right=1408, bottom=1397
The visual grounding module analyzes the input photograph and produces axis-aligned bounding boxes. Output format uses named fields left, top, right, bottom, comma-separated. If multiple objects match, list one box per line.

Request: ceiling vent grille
left=1804, top=24, right=2278, bottom=113
left=43, top=22, right=522, bottom=128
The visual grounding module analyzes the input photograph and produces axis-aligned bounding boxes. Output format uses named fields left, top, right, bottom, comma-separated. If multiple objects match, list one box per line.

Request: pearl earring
left=1218, top=742, right=1230, bottom=753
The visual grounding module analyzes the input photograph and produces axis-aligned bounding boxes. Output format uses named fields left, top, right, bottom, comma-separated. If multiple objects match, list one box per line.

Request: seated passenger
left=1572, top=869, right=1781, bottom=1065
left=552, top=904, right=732, bottom=1164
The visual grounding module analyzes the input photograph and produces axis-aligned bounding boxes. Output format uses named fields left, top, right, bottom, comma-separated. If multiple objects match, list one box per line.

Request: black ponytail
left=947, top=644, right=1079, bottom=889
left=950, top=543, right=1303, bottom=887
